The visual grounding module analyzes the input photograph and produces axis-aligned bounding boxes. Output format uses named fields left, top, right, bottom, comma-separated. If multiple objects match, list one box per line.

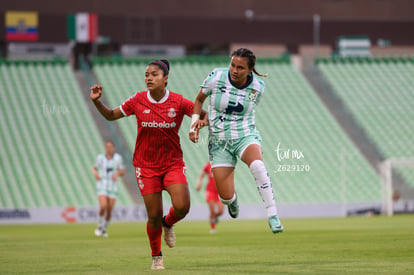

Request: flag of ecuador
left=5, top=11, right=39, bottom=41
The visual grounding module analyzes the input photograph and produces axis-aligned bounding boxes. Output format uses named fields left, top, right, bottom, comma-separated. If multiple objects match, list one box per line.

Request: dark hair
left=230, top=48, right=267, bottom=77
left=149, top=59, right=170, bottom=76
left=148, top=59, right=170, bottom=87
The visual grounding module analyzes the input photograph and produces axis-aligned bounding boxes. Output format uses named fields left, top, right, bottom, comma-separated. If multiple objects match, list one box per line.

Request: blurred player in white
left=196, top=162, right=224, bottom=233
left=189, top=48, right=284, bottom=234
left=92, top=141, right=125, bottom=237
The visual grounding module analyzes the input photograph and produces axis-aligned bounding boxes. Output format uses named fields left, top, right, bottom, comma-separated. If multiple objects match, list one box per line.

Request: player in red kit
left=196, top=162, right=224, bottom=233
left=90, top=59, right=208, bottom=270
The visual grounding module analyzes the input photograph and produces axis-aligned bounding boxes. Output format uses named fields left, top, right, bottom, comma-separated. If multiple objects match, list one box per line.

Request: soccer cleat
left=162, top=217, right=176, bottom=248
left=227, top=197, right=239, bottom=218
left=94, top=227, right=108, bottom=237
left=151, top=256, right=165, bottom=270
left=209, top=229, right=217, bottom=234
left=94, top=227, right=103, bottom=237
left=101, top=230, right=108, bottom=238
left=268, top=215, right=284, bottom=234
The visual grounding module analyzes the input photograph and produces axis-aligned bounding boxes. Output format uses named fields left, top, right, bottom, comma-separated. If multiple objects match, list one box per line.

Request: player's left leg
left=100, top=197, right=116, bottom=237
left=95, top=194, right=108, bottom=237
left=241, top=143, right=283, bottom=234
left=215, top=198, right=224, bottom=221
left=163, top=183, right=190, bottom=247
left=162, top=163, right=190, bottom=247
left=212, top=167, right=238, bottom=218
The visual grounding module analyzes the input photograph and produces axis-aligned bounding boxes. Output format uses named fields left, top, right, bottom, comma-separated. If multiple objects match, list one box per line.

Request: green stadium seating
left=93, top=58, right=381, bottom=205
left=317, top=58, right=414, bottom=189
left=0, top=60, right=134, bottom=208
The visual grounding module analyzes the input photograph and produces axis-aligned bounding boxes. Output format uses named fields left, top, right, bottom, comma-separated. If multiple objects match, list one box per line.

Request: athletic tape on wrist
left=190, top=114, right=200, bottom=133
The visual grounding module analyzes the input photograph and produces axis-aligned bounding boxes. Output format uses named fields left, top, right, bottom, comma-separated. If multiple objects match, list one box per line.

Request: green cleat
left=228, top=196, right=239, bottom=218
left=268, top=215, right=284, bottom=234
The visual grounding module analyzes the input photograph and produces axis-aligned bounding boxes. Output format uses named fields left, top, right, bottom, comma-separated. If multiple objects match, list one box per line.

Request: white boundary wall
left=1, top=202, right=400, bottom=224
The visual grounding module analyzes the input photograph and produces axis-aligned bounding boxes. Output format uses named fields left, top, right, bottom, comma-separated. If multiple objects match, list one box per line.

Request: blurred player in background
left=90, top=59, right=208, bottom=270
left=196, top=162, right=224, bottom=234
left=92, top=141, right=125, bottom=237
left=189, top=48, right=284, bottom=234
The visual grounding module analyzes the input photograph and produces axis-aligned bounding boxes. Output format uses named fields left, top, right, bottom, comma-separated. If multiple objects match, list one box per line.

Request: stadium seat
left=317, top=57, right=414, bottom=189
left=0, top=60, right=134, bottom=208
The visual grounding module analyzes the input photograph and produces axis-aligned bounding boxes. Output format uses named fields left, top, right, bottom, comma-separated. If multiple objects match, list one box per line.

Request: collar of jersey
left=147, top=90, right=170, bottom=104
left=227, top=71, right=253, bottom=90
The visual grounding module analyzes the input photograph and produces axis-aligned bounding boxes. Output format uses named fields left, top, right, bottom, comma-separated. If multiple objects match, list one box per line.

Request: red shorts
left=205, top=190, right=220, bottom=203
left=135, top=163, right=188, bottom=196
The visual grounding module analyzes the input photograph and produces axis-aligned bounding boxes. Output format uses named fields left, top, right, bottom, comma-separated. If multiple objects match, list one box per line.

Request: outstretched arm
left=90, top=84, right=124, bottom=121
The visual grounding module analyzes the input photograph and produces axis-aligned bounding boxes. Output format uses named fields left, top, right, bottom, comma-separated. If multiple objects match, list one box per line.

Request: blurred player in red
left=196, top=162, right=224, bottom=234
left=90, top=59, right=207, bottom=270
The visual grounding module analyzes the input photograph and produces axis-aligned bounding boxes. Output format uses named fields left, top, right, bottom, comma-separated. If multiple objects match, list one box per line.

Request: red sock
left=146, top=223, right=162, bottom=256
left=164, top=206, right=183, bottom=227
left=210, top=222, right=216, bottom=230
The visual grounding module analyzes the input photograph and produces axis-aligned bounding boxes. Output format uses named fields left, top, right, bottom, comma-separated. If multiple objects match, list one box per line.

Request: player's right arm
left=90, top=84, right=124, bottom=121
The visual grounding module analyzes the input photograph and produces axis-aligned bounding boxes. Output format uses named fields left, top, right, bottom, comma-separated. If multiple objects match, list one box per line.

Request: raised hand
left=90, top=84, right=103, bottom=102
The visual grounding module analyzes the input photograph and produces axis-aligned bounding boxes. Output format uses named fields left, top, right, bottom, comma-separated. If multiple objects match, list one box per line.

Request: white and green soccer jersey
left=201, top=68, right=265, bottom=140
left=95, top=153, right=124, bottom=198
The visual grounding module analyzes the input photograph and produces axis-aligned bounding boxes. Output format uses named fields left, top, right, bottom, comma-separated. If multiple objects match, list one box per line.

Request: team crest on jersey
left=249, top=90, right=258, bottom=102
left=168, top=108, right=176, bottom=118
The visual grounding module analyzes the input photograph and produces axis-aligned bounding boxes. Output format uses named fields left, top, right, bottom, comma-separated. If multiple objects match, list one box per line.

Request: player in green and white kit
left=189, top=48, right=283, bottom=234
left=92, top=141, right=125, bottom=237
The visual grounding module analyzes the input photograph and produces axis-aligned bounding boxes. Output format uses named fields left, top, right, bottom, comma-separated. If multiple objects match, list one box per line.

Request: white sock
left=219, top=193, right=237, bottom=205
left=103, top=219, right=109, bottom=230
left=98, top=215, right=105, bottom=228
left=249, top=160, right=278, bottom=217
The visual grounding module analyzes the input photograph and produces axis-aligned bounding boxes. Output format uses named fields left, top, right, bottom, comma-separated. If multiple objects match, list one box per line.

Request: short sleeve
left=181, top=97, right=194, bottom=117
left=200, top=69, right=218, bottom=96
left=120, top=93, right=138, bottom=117
left=255, top=83, right=265, bottom=106
left=251, top=77, right=266, bottom=106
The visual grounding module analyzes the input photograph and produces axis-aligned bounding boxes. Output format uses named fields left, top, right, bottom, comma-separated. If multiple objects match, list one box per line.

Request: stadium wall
left=1, top=0, right=413, bottom=19
left=0, top=206, right=148, bottom=224
left=1, top=1, right=414, bottom=49
left=0, top=203, right=387, bottom=224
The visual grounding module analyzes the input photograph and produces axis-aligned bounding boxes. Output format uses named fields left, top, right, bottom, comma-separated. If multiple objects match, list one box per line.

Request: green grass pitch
left=1, top=215, right=413, bottom=274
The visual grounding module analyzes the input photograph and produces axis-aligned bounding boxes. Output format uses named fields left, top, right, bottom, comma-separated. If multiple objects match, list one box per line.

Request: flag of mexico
left=67, top=13, right=98, bottom=42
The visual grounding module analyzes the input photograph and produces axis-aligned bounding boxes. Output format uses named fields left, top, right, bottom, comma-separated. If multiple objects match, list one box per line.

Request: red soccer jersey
left=203, top=162, right=218, bottom=194
left=120, top=90, right=193, bottom=168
